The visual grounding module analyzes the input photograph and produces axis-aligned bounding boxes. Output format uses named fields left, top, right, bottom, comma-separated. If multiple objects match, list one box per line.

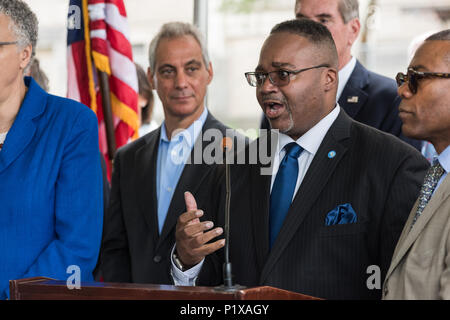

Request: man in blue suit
left=261, top=0, right=421, bottom=150
left=0, top=0, right=103, bottom=299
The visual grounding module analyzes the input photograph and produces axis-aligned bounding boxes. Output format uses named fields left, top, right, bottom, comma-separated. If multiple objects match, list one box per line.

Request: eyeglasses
left=396, top=68, right=450, bottom=94
left=245, top=64, right=329, bottom=87
left=0, top=41, right=18, bottom=46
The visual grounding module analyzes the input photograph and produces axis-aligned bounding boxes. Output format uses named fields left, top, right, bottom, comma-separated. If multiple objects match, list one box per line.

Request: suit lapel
left=156, top=113, right=223, bottom=249
left=260, top=110, right=351, bottom=283
left=0, top=119, right=37, bottom=174
left=0, top=78, right=45, bottom=174
left=135, top=129, right=160, bottom=243
left=338, top=60, right=369, bottom=119
left=156, top=161, right=213, bottom=249
left=249, top=136, right=273, bottom=271
left=385, top=175, right=450, bottom=280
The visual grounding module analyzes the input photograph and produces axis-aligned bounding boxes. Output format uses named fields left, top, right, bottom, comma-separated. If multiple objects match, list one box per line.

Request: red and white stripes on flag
left=67, top=0, right=139, bottom=178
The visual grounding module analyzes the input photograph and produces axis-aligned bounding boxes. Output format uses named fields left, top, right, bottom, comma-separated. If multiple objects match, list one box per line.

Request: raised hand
left=175, top=191, right=225, bottom=268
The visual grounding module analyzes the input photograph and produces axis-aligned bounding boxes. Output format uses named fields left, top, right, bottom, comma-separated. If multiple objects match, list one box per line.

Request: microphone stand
left=215, top=139, right=245, bottom=292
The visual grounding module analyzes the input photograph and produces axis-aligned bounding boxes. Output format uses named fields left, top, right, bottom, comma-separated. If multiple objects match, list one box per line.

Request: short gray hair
left=148, top=22, right=210, bottom=73
left=0, top=0, right=38, bottom=60
left=338, top=0, right=359, bottom=23
left=295, top=0, right=359, bottom=24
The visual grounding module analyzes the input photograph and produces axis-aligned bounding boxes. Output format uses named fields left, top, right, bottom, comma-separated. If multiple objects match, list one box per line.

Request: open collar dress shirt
left=156, top=107, right=208, bottom=234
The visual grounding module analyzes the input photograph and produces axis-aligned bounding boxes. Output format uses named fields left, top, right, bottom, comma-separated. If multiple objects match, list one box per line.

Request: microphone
left=215, top=137, right=245, bottom=292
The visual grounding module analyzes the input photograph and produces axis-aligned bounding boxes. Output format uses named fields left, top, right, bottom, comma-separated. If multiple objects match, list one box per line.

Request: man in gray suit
left=383, top=29, right=450, bottom=300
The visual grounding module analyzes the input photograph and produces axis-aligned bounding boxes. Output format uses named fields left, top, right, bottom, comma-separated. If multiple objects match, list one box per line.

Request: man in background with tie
left=172, top=19, right=429, bottom=299
left=383, top=29, right=450, bottom=300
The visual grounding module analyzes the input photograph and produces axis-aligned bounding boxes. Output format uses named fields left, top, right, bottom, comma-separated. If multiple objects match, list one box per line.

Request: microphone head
left=221, top=136, right=233, bottom=152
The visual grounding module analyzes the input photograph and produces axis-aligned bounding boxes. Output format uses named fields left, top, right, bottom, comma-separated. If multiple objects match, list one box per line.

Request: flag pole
left=194, top=0, right=209, bottom=107
left=97, top=70, right=116, bottom=162
left=82, top=0, right=116, bottom=164
left=194, top=0, right=208, bottom=38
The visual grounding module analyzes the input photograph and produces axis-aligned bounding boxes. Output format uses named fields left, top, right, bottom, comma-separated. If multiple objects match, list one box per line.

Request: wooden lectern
left=9, top=277, right=320, bottom=300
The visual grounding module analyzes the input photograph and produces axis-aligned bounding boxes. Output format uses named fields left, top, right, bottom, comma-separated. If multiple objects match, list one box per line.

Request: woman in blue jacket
left=0, top=1, right=103, bottom=299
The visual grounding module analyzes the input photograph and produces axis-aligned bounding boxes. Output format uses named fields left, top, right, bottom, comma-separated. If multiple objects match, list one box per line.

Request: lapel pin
left=347, top=96, right=359, bottom=103
left=328, top=151, right=336, bottom=159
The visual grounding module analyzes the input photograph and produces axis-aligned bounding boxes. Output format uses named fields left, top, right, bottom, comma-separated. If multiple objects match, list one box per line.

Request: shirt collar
left=337, top=56, right=357, bottom=101
left=437, top=145, right=450, bottom=173
left=277, top=105, right=340, bottom=156
left=160, top=107, right=208, bottom=148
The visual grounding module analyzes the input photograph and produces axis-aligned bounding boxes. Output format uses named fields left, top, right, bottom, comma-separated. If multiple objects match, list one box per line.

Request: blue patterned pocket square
left=325, top=203, right=357, bottom=226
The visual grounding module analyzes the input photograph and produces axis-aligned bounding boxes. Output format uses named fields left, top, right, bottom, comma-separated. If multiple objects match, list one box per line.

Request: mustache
left=170, top=92, right=194, bottom=98
left=261, top=94, right=286, bottom=104
left=260, top=94, right=290, bottom=113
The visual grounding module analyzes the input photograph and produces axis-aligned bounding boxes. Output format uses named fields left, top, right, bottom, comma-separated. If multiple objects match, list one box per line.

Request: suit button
left=153, top=255, right=162, bottom=263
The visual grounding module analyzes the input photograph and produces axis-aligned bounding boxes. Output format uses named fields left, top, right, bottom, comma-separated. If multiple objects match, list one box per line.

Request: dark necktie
left=410, top=159, right=445, bottom=230
left=269, top=142, right=303, bottom=248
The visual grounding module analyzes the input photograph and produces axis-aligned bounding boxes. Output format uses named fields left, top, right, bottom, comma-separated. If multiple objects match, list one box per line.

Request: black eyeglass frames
left=245, top=63, right=330, bottom=87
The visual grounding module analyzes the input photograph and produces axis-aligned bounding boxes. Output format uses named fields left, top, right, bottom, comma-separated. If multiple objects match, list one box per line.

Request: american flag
left=67, top=0, right=139, bottom=178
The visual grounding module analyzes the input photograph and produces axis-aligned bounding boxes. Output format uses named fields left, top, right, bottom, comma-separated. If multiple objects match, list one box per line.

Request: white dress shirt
left=171, top=106, right=341, bottom=286
left=336, top=56, right=357, bottom=101
left=270, top=106, right=340, bottom=198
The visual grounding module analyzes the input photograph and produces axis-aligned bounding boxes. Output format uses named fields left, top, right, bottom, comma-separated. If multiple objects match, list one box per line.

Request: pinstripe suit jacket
left=382, top=174, right=450, bottom=300
left=197, top=109, right=429, bottom=300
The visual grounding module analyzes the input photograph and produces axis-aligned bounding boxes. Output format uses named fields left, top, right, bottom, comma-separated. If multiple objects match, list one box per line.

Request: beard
left=278, top=101, right=294, bottom=135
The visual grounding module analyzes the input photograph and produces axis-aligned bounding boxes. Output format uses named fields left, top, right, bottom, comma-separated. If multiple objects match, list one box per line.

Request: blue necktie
left=269, top=142, right=303, bottom=248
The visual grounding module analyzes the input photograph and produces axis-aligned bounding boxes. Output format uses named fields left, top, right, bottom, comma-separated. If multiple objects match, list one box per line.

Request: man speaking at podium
left=172, top=19, right=429, bottom=299
left=260, top=0, right=421, bottom=151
